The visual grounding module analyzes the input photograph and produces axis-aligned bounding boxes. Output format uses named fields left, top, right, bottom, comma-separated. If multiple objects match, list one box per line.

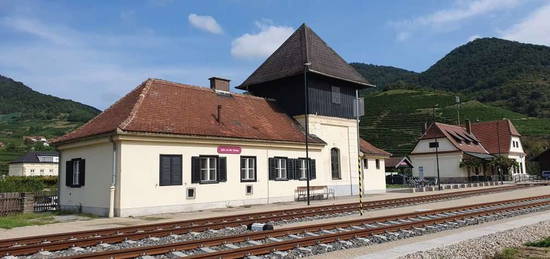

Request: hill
left=360, top=89, right=550, bottom=170
left=0, top=75, right=100, bottom=175
left=350, top=63, right=419, bottom=90
left=352, top=38, right=550, bottom=118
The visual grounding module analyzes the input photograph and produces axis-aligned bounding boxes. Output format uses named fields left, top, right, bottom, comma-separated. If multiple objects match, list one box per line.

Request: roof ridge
left=119, top=79, right=154, bottom=129
left=149, top=78, right=273, bottom=101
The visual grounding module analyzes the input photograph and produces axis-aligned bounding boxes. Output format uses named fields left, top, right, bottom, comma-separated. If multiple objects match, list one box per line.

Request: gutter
left=108, top=136, right=117, bottom=217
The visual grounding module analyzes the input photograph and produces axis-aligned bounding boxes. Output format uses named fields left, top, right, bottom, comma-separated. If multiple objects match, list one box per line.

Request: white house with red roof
left=410, top=120, right=526, bottom=183
left=52, top=24, right=390, bottom=217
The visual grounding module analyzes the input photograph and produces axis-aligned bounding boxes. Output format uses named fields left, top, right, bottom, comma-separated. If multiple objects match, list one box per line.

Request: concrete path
left=357, top=211, right=550, bottom=259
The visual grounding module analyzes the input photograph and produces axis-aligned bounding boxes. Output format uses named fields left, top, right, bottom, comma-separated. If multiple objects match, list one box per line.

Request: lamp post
left=304, top=62, right=311, bottom=206
left=433, top=105, right=441, bottom=190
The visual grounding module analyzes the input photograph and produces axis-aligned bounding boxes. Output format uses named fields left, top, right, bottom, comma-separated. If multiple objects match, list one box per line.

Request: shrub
left=0, top=176, right=57, bottom=193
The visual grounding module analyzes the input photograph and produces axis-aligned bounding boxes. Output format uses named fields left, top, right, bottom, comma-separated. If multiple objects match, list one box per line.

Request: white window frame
left=299, top=159, right=308, bottom=180
left=200, top=157, right=217, bottom=182
left=275, top=158, right=287, bottom=180
left=73, top=159, right=80, bottom=186
left=241, top=157, right=256, bottom=181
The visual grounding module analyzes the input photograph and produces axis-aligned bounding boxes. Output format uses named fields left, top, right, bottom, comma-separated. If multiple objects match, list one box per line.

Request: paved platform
left=0, top=184, right=536, bottom=240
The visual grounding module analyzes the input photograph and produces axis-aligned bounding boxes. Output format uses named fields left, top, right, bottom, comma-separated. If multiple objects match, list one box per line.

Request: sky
left=1, top=0, right=550, bottom=110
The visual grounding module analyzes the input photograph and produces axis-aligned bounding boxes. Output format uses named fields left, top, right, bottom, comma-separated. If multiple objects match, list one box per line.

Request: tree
left=489, top=156, right=519, bottom=181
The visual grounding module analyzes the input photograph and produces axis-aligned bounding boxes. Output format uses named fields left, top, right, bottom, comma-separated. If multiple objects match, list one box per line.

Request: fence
left=0, top=192, right=57, bottom=216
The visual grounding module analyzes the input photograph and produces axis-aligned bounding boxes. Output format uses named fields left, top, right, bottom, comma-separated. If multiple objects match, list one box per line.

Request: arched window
left=331, top=148, right=341, bottom=179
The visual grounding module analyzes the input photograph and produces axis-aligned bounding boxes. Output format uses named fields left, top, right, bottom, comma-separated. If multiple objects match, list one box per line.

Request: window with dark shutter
left=159, top=155, right=182, bottom=186
left=66, top=158, right=85, bottom=188
left=331, top=86, right=341, bottom=104
left=376, top=159, right=380, bottom=169
left=79, top=159, right=86, bottom=186
left=240, top=156, right=256, bottom=182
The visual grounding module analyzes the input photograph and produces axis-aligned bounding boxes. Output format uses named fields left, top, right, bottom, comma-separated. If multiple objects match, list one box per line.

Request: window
left=275, top=158, right=287, bottom=180
left=191, top=156, right=227, bottom=184
left=240, top=157, right=256, bottom=182
left=159, top=155, right=182, bottom=186
left=520, top=163, right=524, bottom=174
left=73, top=160, right=80, bottom=186
left=66, top=158, right=85, bottom=188
left=186, top=188, right=195, bottom=199
left=246, top=185, right=253, bottom=195
left=376, top=159, right=380, bottom=169
left=49, top=169, right=53, bottom=173
left=299, top=159, right=308, bottom=180
left=331, top=148, right=341, bottom=179
left=364, top=159, right=368, bottom=169
left=30, top=169, right=35, bottom=173
left=40, top=169, right=44, bottom=173
left=200, top=157, right=217, bottom=182
left=331, top=86, right=341, bottom=104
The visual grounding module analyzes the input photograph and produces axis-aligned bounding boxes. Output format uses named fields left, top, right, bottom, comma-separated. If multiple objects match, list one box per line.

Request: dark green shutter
left=286, top=159, right=294, bottom=180
left=159, top=156, right=171, bottom=186
left=253, top=157, right=257, bottom=181
left=171, top=156, right=182, bottom=185
left=240, top=157, right=245, bottom=181
left=310, top=159, right=316, bottom=179
left=66, top=160, right=73, bottom=187
left=191, top=157, right=200, bottom=183
left=79, top=159, right=86, bottom=186
left=218, top=157, right=227, bottom=182
left=268, top=158, right=276, bottom=180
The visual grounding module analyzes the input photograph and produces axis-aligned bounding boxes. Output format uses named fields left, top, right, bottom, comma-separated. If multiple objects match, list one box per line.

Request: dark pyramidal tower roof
left=238, top=24, right=373, bottom=89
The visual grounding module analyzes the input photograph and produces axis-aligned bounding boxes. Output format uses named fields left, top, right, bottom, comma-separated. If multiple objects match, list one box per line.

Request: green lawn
left=0, top=212, right=57, bottom=229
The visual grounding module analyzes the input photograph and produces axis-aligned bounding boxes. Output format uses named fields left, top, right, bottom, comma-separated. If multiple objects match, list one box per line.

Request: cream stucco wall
left=294, top=115, right=360, bottom=196
left=8, top=163, right=58, bottom=176
left=362, top=156, right=387, bottom=193
left=410, top=152, right=466, bottom=179
left=117, top=138, right=324, bottom=216
left=58, top=138, right=115, bottom=216
left=412, top=138, right=457, bottom=154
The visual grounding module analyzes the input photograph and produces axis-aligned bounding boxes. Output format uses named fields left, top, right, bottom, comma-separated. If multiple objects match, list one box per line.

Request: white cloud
left=188, top=14, right=223, bottom=34
left=501, top=3, right=550, bottom=46
left=231, top=22, right=294, bottom=59
left=392, top=0, right=521, bottom=40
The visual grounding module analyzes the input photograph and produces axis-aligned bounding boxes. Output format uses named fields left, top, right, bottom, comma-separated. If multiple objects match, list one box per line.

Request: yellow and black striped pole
left=358, top=156, right=364, bottom=215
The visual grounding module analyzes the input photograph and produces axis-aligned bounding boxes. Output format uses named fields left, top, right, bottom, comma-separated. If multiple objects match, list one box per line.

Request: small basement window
left=246, top=185, right=253, bottom=195
left=186, top=188, right=196, bottom=199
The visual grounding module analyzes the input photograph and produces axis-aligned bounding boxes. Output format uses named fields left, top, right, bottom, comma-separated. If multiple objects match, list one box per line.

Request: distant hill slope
left=353, top=38, right=550, bottom=118
left=0, top=75, right=100, bottom=175
left=360, top=89, right=550, bottom=159
left=350, top=63, right=418, bottom=89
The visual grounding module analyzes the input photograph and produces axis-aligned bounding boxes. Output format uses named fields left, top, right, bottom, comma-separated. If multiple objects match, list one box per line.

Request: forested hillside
left=0, top=75, right=100, bottom=175
left=352, top=37, right=550, bottom=118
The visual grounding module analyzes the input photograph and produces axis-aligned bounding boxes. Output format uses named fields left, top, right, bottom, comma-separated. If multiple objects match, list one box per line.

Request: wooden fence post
left=21, top=192, right=35, bottom=213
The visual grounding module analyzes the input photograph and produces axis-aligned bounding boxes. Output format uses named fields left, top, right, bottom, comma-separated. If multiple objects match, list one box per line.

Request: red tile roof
left=470, top=120, right=520, bottom=154
left=385, top=156, right=413, bottom=168
left=420, top=122, right=489, bottom=154
left=53, top=79, right=325, bottom=145
left=360, top=138, right=391, bottom=157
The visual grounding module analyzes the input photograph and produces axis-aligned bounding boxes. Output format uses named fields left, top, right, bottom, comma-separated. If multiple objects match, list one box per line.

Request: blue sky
left=1, top=0, right=549, bottom=110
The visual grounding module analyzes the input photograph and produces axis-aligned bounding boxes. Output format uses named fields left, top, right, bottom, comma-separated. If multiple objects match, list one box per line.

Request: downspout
left=109, top=136, right=117, bottom=218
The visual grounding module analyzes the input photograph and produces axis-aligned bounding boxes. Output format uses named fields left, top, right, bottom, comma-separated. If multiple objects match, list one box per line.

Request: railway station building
left=410, top=120, right=526, bottom=183
left=53, top=24, right=390, bottom=217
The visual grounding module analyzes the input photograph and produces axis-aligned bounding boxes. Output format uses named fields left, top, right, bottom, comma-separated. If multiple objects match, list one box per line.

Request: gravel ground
left=400, top=220, right=550, bottom=259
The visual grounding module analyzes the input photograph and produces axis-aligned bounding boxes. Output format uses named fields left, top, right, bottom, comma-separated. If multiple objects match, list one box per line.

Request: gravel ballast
left=400, top=220, right=550, bottom=259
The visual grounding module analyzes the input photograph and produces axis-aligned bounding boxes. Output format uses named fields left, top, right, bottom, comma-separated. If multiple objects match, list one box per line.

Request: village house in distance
left=410, top=120, right=526, bottom=183
left=52, top=24, right=390, bottom=217
left=8, top=151, right=59, bottom=176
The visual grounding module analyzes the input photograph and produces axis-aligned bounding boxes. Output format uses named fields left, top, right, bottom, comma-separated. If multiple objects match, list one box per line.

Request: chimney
left=209, top=77, right=230, bottom=92
left=466, top=119, right=472, bottom=134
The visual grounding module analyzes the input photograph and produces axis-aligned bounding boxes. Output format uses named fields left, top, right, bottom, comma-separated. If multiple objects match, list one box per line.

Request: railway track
left=61, top=194, right=550, bottom=258
left=0, top=184, right=527, bottom=257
